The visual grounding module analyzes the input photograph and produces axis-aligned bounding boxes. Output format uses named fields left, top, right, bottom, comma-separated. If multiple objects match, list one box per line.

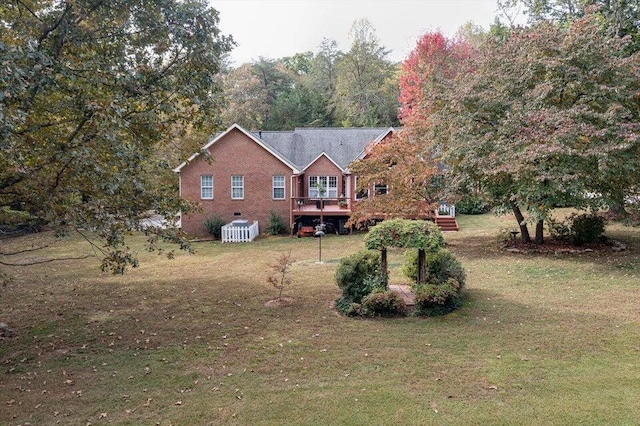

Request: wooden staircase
left=435, top=215, right=459, bottom=232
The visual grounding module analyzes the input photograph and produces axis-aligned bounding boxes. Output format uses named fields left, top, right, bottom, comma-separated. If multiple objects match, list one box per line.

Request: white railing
left=222, top=220, right=259, bottom=243
left=437, top=204, right=456, bottom=217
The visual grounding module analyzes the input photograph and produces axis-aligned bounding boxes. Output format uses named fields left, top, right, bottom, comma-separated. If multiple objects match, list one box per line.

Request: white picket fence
left=437, top=203, right=456, bottom=217
left=222, top=220, right=259, bottom=243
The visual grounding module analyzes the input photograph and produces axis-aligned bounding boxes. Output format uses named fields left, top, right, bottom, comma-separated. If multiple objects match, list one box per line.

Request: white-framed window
left=354, top=176, right=368, bottom=200
left=374, top=183, right=388, bottom=196
left=231, top=175, right=244, bottom=199
left=273, top=175, right=285, bottom=199
left=309, top=176, right=338, bottom=198
left=200, top=175, right=213, bottom=199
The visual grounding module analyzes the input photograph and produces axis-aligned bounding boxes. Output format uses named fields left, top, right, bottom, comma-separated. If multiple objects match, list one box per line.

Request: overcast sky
left=212, top=0, right=502, bottom=65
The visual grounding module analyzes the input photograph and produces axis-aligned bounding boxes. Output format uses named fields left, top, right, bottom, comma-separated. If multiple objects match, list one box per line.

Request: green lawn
left=1, top=213, right=639, bottom=425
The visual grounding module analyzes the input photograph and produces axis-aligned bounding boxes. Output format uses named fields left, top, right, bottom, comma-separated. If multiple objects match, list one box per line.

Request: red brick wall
left=302, top=155, right=345, bottom=197
left=178, top=128, right=293, bottom=237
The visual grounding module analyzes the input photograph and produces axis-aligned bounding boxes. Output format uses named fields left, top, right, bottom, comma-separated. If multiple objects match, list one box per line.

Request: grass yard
left=1, top=212, right=639, bottom=425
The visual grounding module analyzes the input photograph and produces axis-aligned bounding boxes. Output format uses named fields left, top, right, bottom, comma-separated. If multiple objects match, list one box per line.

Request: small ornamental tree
left=266, top=251, right=294, bottom=301
left=364, top=219, right=445, bottom=287
left=348, top=132, right=441, bottom=227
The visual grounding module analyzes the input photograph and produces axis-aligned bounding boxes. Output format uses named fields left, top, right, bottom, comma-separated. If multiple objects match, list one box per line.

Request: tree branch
left=0, top=254, right=93, bottom=267
left=0, top=245, right=49, bottom=256
left=15, top=0, right=43, bottom=24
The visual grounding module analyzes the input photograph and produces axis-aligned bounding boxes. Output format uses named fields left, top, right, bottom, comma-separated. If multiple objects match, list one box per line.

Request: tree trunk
left=380, top=248, right=388, bottom=289
left=607, top=189, right=629, bottom=218
left=511, top=202, right=531, bottom=243
left=534, top=219, right=544, bottom=245
left=417, top=249, right=426, bottom=285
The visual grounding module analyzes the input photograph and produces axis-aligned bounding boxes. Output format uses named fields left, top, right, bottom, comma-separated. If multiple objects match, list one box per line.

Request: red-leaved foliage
left=398, top=32, right=474, bottom=131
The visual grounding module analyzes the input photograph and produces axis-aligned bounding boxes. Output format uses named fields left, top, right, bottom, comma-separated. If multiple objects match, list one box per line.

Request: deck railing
left=293, top=196, right=351, bottom=211
left=222, top=220, right=259, bottom=243
left=437, top=204, right=456, bottom=217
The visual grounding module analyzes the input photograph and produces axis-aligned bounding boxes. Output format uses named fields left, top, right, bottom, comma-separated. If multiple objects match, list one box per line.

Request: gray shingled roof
left=252, top=127, right=392, bottom=171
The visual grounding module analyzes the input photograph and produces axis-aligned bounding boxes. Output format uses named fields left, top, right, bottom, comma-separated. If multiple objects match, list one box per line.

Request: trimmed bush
left=414, top=278, right=462, bottom=316
left=361, top=290, right=407, bottom=317
left=570, top=214, right=605, bottom=245
left=547, top=217, right=572, bottom=242
left=204, top=215, right=225, bottom=239
left=547, top=213, right=606, bottom=245
left=335, top=250, right=381, bottom=311
left=403, top=248, right=466, bottom=288
left=266, top=211, right=287, bottom=235
left=456, top=194, right=490, bottom=215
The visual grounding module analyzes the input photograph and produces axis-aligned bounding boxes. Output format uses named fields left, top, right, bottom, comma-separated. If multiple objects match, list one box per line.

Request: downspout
left=290, top=174, right=296, bottom=236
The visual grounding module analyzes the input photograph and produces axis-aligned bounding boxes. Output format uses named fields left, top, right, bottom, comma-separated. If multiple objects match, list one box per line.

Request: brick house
left=174, top=123, right=397, bottom=237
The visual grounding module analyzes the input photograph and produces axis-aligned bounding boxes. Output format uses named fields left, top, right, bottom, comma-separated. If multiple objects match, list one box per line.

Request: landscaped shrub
left=547, top=216, right=572, bottom=242
left=204, top=215, right=226, bottom=239
left=570, top=214, right=605, bottom=245
left=266, top=211, right=287, bottom=235
left=456, top=194, right=490, bottom=215
left=547, top=213, right=606, bottom=245
left=335, top=250, right=381, bottom=312
left=413, top=278, right=462, bottom=316
left=403, top=248, right=466, bottom=288
left=0, top=206, right=42, bottom=234
left=361, top=290, right=407, bottom=317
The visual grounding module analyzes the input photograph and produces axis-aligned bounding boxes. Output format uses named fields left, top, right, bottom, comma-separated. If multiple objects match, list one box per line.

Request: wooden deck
left=292, top=198, right=352, bottom=216
left=293, top=204, right=351, bottom=215
left=291, top=198, right=459, bottom=232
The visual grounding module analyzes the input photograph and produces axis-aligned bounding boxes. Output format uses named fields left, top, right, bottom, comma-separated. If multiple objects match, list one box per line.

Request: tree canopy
left=333, top=19, right=399, bottom=127
left=347, top=131, right=440, bottom=227
left=0, top=0, right=233, bottom=272
left=347, top=31, right=471, bottom=226
left=436, top=12, right=639, bottom=242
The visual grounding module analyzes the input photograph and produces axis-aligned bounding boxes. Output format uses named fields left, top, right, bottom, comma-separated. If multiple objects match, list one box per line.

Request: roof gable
left=354, top=127, right=396, bottom=162
left=173, top=124, right=300, bottom=173
left=302, top=152, right=344, bottom=172
left=175, top=124, right=396, bottom=174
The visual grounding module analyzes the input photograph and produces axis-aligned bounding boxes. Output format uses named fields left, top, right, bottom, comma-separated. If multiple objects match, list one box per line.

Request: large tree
left=220, top=64, right=269, bottom=130
left=0, top=0, right=233, bottom=272
left=398, top=31, right=474, bottom=134
left=333, top=19, right=399, bottom=127
left=500, top=0, right=640, bottom=50
left=436, top=12, right=640, bottom=243
left=348, top=31, right=471, bottom=225
left=307, top=38, right=342, bottom=124
left=222, top=55, right=331, bottom=130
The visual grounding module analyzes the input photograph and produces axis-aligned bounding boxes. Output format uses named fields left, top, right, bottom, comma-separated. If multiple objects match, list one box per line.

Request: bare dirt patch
left=264, top=297, right=294, bottom=307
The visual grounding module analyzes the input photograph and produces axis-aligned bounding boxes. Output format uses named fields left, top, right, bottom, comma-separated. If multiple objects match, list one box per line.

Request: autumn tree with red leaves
left=348, top=32, right=473, bottom=225
left=398, top=32, right=474, bottom=134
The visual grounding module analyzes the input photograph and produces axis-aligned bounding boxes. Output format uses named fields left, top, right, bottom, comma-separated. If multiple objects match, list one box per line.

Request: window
left=200, top=175, right=213, bottom=199
left=273, top=175, right=285, bottom=199
left=354, top=176, right=368, bottom=200
left=231, top=175, right=244, bottom=199
left=309, top=176, right=338, bottom=198
left=374, top=183, right=388, bottom=196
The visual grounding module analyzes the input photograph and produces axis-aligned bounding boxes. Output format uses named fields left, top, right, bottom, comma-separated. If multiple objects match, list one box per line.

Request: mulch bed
left=500, top=239, right=627, bottom=254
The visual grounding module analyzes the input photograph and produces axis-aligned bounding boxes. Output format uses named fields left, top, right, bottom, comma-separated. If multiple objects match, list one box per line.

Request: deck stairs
left=434, top=214, right=459, bottom=232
